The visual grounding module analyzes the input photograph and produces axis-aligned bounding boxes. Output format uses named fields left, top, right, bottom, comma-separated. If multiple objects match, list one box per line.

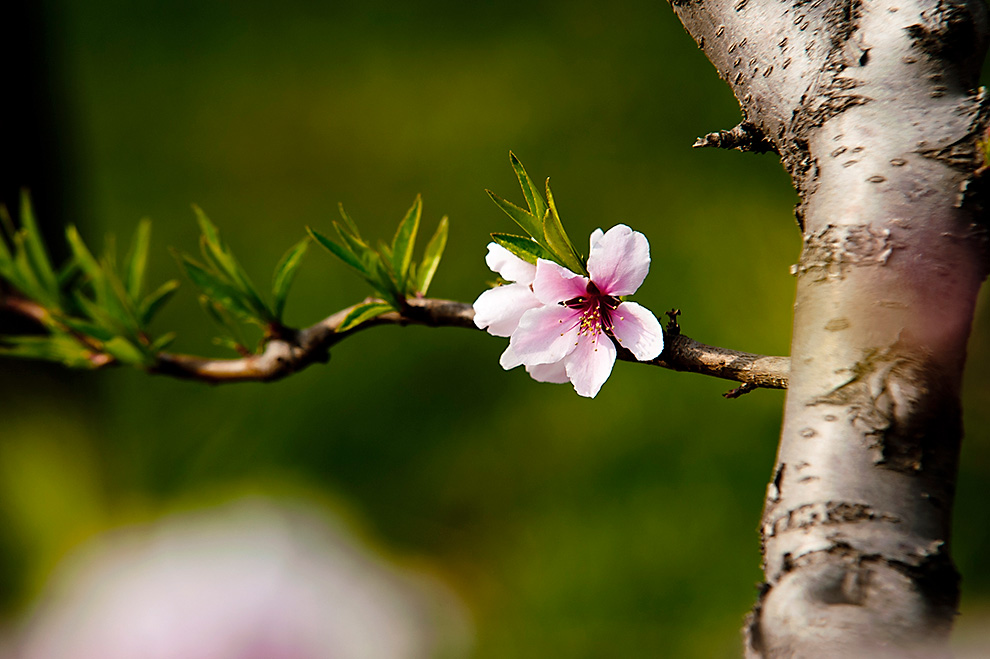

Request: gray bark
left=669, top=1, right=989, bottom=657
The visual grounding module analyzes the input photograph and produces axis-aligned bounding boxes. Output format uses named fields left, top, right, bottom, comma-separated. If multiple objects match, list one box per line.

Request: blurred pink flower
left=7, top=499, right=470, bottom=659
left=508, top=225, right=664, bottom=398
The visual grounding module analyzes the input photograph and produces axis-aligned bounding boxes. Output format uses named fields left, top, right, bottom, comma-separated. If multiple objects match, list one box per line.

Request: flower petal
left=610, top=301, right=665, bottom=361
left=564, top=332, right=617, bottom=398
left=473, top=284, right=542, bottom=337
left=500, top=344, right=523, bottom=370
left=510, top=305, right=581, bottom=365
left=526, top=360, right=569, bottom=384
left=531, top=259, right=587, bottom=305
left=586, top=224, right=650, bottom=296
left=485, top=243, right=537, bottom=284
left=588, top=228, right=604, bottom=250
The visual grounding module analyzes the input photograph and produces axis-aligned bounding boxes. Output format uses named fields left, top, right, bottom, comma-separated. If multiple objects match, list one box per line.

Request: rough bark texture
left=670, top=1, right=989, bottom=657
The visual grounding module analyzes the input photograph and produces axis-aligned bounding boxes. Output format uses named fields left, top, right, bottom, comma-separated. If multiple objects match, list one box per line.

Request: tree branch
left=2, top=294, right=789, bottom=389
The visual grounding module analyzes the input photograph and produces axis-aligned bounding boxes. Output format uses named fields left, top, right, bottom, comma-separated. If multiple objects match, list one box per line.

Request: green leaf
left=509, top=152, right=548, bottom=221
left=60, top=316, right=116, bottom=342
left=377, top=240, right=394, bottom=269
left=11, top=236, right=48, bottom=304
left=271, top=237, right=309, bottom=320
left=57, top=258, right=81, bottom=288
left=415, top=216, right=448, bottom=295
left=212, top=335, right=248, bottom=355
left=391, top=195, right=421, bottom=291
left=179, top=255, right=259, bottom=323
left=101, top=336, right=150, bottom=366
left=199, top=295, right=249, bottom=351
left=138, top=279, right=180, bottom=326
left=123, top=218, right=152, bottom=301
left=0, top=233, right=19, bottom=287
left=486, top=190, right=545, bottom=245
left=0, top=205, right=15, bottom=241
left=193, top=206, right=272, bottom=322
left=337, top=302, right=394, bottom=333
left=308, top=227, right=367, bottom=274
left=98, top=254, right=142, bottom=336
left=65, top=226, right=103, bottom=282
left=372, top=259, right=402, bottom=308
left=0, top=334, right=97, bottom=369
left=148, top=332, right=177, bottom=353
left=71, top=290, right=120, bottom=333
left=18, top=191, right=59, bottom=299
left=333, top=222, right=376, bottom=274
left=543, top=180, right=587, bottom=276
left=491, top=232, right=556, bottom=265
left=337, top=203, right=362, bottom=239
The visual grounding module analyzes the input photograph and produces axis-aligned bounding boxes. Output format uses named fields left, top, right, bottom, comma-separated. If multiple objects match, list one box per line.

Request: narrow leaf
left=486, top=190, right=545, bottom=244
left=271, top=237, right=309, bottom=320
left=18, top=191, right=58, bottom=297
left=11, top=236, right=48, bottom=304
left=372, top=259, right=402, bottom=308
left=179, top=255, right=258, bottom=323
left=377, top=240, right=394, bottom=267
left=212, top=335, right=248, bottom=355
left=337, top=203, right=362, bottom=239
left=123, top=218, right=152, bottom=301
left=71, top=290, right=120, bottom=333
left=101, top=336, right=151, bottom=366
left=333, top=222, right=376, bottom=273
left=337, top=302, right=394, bottom=333
left=390, top=195, right=421, bottom=290
left=65, top=226, right=103, bottom=282
left=415, top=216, right=448, bottom=295
left=148, top=332, right=177, bottom=353
left=491, top=232, right=555, bottom=265
left=199, top=295, right=249, bottom=350
left=543, top=180, right=587, bottom=276
left=139, top=279, right=180, bottom=326
left=0, top=334, right=97, bottom=369
left=57, top=258, right=81, bottom=288
left=99, top=254, right=142, bottom=336
left=308, top=227, right=367, bottom=274
left=509, top=152, right=548, bottom=221
left=0, top=221, right=18, bottom=285
left=0, top=205, right=15, bottom=241
left=60, top=316, right=117, bottom=342
left=193, top=206, right=272, bottom=321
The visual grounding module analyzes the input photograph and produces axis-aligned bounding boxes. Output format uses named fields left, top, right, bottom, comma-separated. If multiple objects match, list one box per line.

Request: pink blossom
left=472, top=243, right=543, bottom=368
left=508, top=225, right=664, bottom=398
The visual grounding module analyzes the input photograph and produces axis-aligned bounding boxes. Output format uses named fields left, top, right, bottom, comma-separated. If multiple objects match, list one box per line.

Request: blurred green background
left=1, top=1, right=989, bottom=656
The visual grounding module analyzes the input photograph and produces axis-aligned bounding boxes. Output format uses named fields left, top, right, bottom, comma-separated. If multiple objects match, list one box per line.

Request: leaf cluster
left=486, top=153, right=587, bottom=276
left=307, top=196, right=448, bottom=332
left=0, top=193, right=179, bottom=367
left=175, top=207, right=309, bottom=353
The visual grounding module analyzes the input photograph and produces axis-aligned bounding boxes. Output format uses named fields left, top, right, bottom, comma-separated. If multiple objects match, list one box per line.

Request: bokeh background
left=1, top=1, right=989, bottom=656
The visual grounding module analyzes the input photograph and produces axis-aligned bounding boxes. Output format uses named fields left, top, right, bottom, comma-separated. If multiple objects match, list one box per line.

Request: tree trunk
left=669, top=1, right=989, bottom=656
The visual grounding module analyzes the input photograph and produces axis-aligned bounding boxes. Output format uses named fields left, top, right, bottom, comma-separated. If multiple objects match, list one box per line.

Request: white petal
left=472, top=284, right=542, bottom=337
left=588, top=228, right=604, bottom=253
left=610, top=301, right=665, bottom=361
left=526, top=360, right=570, bottom=384
left=564, top=333, right=617, bottom=398
left=510, top=305, right=581, bottom=365
left=485, top=243, right=537, bottom=284
left=531, top=259, right=587, bottom=305
left=586, top=224, right=650, bottom=296
left=500, top=345, right=523, bottom=370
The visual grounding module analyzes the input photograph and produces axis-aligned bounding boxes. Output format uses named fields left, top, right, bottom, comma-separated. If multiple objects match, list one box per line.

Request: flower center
left=561, top=280, right=621, bottom=338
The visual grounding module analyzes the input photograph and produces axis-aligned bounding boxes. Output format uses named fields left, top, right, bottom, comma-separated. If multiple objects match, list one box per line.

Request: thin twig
left=2, top=295, right=790, bottom=389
